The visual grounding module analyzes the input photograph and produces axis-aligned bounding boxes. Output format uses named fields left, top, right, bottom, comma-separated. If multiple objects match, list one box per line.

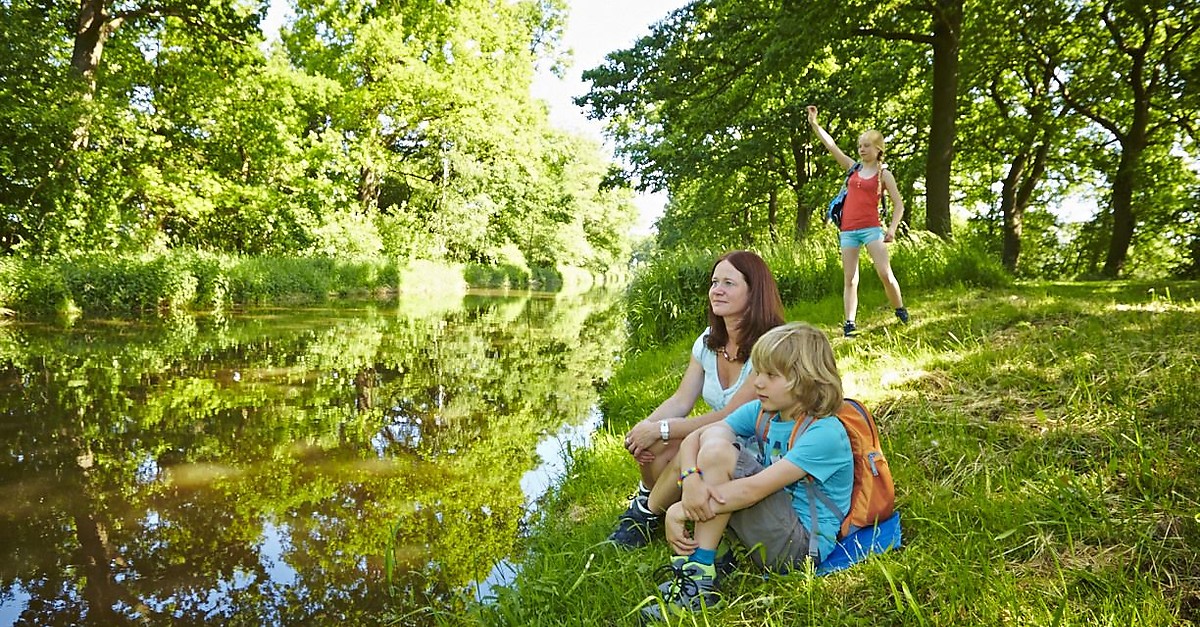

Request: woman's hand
left=806, top=105, right=819, bottom=124
left=664, top=502, right=698, bottom=555
left=625, top=418, right=665, bottom=460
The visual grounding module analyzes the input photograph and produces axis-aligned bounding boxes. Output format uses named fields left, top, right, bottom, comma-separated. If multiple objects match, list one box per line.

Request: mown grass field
left=449, top=279, right=1199, bottom=626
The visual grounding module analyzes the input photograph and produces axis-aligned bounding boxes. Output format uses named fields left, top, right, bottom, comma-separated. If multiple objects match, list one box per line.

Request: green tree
left=1031, top=0, right=1200, bottom=277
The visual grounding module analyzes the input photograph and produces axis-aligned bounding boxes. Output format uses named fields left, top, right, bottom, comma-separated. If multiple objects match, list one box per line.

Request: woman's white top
left=691, top=328, right=754, bottom=411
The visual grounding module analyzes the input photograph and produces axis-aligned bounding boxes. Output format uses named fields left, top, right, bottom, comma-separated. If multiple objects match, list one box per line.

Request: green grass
left=447, top=279, right=1200, bottom=626
left=623, top=234, right=1010, bottom=354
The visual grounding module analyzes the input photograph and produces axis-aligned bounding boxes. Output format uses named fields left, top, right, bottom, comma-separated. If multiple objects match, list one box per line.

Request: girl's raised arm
left=806, top=105, right=855, bottom=170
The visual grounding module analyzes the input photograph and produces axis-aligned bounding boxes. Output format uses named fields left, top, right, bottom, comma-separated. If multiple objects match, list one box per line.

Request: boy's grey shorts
left=728, top=444, right=813, bottom=572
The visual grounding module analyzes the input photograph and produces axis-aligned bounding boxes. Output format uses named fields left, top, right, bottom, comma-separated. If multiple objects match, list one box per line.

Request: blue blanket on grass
left=816, top=511, right=903, bottom=575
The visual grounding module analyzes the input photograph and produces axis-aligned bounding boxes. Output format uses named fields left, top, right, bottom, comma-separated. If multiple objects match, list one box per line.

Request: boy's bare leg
left=688, top=432, right=739, bottom=550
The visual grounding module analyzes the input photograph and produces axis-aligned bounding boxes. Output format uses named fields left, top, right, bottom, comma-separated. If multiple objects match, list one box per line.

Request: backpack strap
left=878, top=167, right=888, bottom=223
left=846, top=162, right=861, bottom=185
left=788, top=401, right=858, bottom=560
left=804, top=482, right=821, bottom=560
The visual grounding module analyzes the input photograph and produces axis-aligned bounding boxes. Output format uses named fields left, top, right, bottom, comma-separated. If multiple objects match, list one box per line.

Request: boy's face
left=752, top=369, right=802, bottom=418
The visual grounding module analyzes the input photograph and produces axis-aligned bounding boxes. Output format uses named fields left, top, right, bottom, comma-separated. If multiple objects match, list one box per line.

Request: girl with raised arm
left=807, top=105, right=909, bottom=337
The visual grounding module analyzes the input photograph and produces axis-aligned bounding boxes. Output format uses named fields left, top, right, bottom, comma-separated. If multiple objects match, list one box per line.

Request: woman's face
left=709, top=260, right=750, bottom=319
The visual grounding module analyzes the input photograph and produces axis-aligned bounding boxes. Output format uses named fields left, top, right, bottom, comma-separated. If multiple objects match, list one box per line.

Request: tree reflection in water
left=0, top=289, right=624, bottom=626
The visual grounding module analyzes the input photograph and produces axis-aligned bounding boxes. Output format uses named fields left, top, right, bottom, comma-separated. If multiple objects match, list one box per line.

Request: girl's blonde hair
left=750, top=322, right=843, bottom=417
left=859, top=129, right=885, bottom=162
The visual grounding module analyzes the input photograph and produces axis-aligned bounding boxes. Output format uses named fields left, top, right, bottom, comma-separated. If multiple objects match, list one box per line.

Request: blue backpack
left=825, top=163, right=861, bottom=227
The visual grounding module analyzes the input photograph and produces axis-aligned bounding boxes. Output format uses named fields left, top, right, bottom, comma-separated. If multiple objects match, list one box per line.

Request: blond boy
left=642, top=323, right=853, bottom=619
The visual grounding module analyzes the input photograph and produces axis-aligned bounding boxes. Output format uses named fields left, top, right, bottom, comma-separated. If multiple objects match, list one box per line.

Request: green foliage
left=0, top=0, right=633, bottom=277
left=487, top=280, right=1200, bottom=626
left=580, top=0, right=1200, bottom=279
left=0, top=253, right=407, bottom=316
left=465, top=263, right=533, bottom=289
left=624, top=236, right=1008, bottom=352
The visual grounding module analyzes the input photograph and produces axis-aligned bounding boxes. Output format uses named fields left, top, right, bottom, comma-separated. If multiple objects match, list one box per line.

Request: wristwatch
left=659, top=420, right=670, bottom=442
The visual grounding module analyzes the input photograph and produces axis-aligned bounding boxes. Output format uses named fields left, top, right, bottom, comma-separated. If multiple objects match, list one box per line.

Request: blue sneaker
left=895, top=307, right=910, bottom=324
left=843, top=321, right=858, bottom=337
left=607, top=497, right=660, bottom=548
left=641, top=560, right=721, bottom=621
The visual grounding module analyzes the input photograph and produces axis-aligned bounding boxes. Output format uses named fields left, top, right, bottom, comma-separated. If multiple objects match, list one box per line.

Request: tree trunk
left=69, top=0, right=112, bottom=150
left=786, top=131, right=812, bottom=239
left=1000, top=130, right=1051, bottom=273
left=358, top=164, right=380, bottom=213
left=767, top=187, right=778, bottom=244
left=1101, top=35, right=1152, bottom=278
left=925, top=0, right=962, bottom=238
left=999, top=152, right=1028, bottom=272
left=1102, top=145, right=1142, bottom=277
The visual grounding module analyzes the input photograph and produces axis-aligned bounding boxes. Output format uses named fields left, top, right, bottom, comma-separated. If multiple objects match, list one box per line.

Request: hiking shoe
left=843, top=321, right=858, bottom=337
left=666, top=549, right=734, bottom=578
left=895, top=307, right=910, bottom=324
left=715, top=542, right=738, bottom=578
left=641, top=560, right=721, bottom=621
left=607, top=497, right=660, bottom=548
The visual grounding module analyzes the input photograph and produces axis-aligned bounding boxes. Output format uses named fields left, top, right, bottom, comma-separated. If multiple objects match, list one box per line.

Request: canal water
left=0, top=289, right=624, bottom=626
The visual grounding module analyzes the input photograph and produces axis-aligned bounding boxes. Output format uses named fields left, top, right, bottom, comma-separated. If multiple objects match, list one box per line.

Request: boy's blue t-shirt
left=725, top=400, right=853, bottom=559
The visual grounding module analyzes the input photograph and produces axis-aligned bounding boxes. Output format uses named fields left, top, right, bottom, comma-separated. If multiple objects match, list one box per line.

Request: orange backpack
left=755, top=398, right=896, bottom=545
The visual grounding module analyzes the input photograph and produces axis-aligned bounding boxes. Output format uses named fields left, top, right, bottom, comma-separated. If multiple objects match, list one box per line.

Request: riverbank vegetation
left=0, top=252, right=615, bottom=319
left=437, top=248, right=1199, bottom=626
left=1, top=0, right=637, bottom=303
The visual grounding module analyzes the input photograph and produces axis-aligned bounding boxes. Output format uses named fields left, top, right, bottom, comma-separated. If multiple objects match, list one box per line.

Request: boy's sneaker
left=715, top=541, right=738, bottom=578
left=895, top=307, right=910, bottom=324
left=843, top=321, right=857, bottom=337
left=641, top=560, right=721, bottom=621
left=607, top=497, right=660, bottom=548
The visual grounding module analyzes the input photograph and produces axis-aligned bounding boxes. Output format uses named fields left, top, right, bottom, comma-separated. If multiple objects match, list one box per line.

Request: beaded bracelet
left=676, top=467, right=703, bottom=488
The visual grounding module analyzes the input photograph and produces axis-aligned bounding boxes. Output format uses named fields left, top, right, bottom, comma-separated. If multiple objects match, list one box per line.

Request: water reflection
left=0, top=289, right=624, bottom=626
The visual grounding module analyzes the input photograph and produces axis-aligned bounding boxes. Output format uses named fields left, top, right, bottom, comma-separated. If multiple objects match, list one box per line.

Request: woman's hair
left=859, top=129, right=885, bottom=162
left=750, top=322, right=843, bottom=417
left=705, top=250, right=785, bottom=362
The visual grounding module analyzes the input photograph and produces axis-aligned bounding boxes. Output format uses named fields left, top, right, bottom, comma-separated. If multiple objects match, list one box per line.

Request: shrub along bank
left=0, top=253, right=598, bottom=318
left=623, top=232, right=1010, bottom=353
left=438, top=241, right=1198, bottom=626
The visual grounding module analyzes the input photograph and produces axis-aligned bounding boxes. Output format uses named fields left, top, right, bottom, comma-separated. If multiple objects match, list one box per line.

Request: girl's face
left=753, top=369, right=802, bottom=418
left=709, top=260, right=750, bottom=319
left=857, top=136, right=881, bottom=163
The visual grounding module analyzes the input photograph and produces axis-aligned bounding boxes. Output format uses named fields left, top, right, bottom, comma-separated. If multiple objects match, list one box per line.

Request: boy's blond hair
left=750, top=322, right=843, bottom=417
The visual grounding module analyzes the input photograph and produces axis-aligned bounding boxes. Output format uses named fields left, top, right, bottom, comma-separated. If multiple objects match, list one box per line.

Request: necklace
left=720, top=345, right=736, bottom=361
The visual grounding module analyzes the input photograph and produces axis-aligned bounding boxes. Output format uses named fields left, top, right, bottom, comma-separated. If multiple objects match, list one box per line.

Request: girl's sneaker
left=895, top=307, right=910, bottom=323
left=843, top=321, right=857, bottom=337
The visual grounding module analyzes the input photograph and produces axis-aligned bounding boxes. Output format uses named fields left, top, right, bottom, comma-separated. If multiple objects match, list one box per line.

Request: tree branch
left=854, top=27, right=934, bottom=46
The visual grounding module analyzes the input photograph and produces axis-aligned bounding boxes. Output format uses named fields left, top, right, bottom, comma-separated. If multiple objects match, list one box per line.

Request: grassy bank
left=624, top=233, right=1009, bottom=353
left=454, top=279, right=1199, bottom=626
left=0, top=252, right=609, bottom=318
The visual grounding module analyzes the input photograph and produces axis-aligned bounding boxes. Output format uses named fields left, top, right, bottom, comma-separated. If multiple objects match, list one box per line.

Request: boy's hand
left=664, top=503, right=698, bottom=555
left=681, top=477, right=721, bottom=522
